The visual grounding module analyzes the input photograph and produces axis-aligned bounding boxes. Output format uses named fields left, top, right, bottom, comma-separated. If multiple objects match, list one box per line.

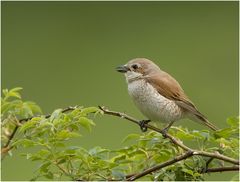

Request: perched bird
left=116, top=58, right=218, bottom=133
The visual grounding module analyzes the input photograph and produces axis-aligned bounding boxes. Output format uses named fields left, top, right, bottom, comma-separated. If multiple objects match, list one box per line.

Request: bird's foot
left=161, top=127, right=170, bottom=138
left=161, top=121, right=175, bottom=138
left=139, top=120, right=151, bottom=132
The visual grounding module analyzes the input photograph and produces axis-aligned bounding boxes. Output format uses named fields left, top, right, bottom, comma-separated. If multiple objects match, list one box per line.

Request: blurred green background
left=2, top=2, right=238, bottom=181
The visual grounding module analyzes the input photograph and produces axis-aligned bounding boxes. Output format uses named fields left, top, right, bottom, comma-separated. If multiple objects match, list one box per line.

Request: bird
left=116, top=58, right=218, bottom=133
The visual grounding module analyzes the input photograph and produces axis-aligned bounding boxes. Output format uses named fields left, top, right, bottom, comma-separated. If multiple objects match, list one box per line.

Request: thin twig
left=202, top=166, right=239, bottom=173
left=193, top=151, right=238, bottom=165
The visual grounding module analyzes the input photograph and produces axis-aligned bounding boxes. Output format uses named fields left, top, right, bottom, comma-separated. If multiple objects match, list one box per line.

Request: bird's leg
left=162, top=120, right=175, bottom=137
left=139, top=120, right=151, bottom=132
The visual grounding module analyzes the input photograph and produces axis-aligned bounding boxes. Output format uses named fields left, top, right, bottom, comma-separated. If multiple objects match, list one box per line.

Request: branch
left=127, top=151, right=193, bottom=181
left=124, top=165, right=239, bottom=181
left=202, top=166, right=239, bottom=173
left=1, top=105, right=79, bottom=156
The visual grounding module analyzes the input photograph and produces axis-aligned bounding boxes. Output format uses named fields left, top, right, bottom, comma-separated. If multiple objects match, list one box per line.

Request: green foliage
left=1, top=88, right=239, bottom=181
left=1, top=88, right=42, bottom=147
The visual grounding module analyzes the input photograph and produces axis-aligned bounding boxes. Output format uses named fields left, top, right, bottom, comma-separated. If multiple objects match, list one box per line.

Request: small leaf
left=227, top=117, right=239, bottom=128
left=10, top=87, right=23, bottom=92
left=175, top=128, right=195, bottom=140
left=21, top=102, right=34, bottom=117
left=77, top=117, right=95, bottom=132
left=57, top=158, right=66, bottom=164
left=1, top=102, right=13, bottom=114
left=80, top=107, right=99, bottom=116
left=20, top=120, right=38, bottom=132
left=111, top=154, right=126, bottom=162
left=89, top=146, right=109, bottom=156
left=182, top=168, right=194, bottom=176
left=39, top=161, right=51, bottom=173
left=50, top=109, right=62, bottom=122
left=3, top=89, right=8, bottom=97
left=214, top=128, right=233, bottom=138
left=44, top=172, right=54, bottom=179
left=13, top=139, right=36, bottom=148
left=56, top=130, right=81, bottom=140
left=24, top=101, right=42, bottom=114
left=122, top=133, right=140, bottom=143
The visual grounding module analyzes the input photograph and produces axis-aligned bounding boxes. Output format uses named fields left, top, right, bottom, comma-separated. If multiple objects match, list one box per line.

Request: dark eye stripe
left=132, top=64, right=138, bottom=69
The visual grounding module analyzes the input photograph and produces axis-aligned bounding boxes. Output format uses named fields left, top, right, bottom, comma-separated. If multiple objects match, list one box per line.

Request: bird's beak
left=115, top=65, right=130, bottom=73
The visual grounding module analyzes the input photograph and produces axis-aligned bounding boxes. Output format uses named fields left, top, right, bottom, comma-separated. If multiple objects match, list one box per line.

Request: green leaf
left=1, top=102, right=13, bottom=114
left=214, top=128, right=233, bottom=138
left=89, top=146, right=109, bottom=156
left=111, top=154, right=126, bottom=162
left=56, top=130, right=81, bottom=140
left=39, top=161, right=51, bottom=173
left=57, top=158, right=67, bottom=164
left=80, top=107, right=99, bottom=116
left=21, top=102, right=34, bottom=117
left=175, top=128, right=195, bottom=140
left=38, top=149, right=50, bottom=157
left=44, top=172, right=54, bottom=179
left=3, top=87, right=23, bottom=100
left=10, top=87, right=23, bottom=92
left=12, top=139, right=36, bottom=148
left=227, top=117, right=239, bottom=128
left=3, top=89, right=8, bottom=97
left=24, top=101, right=42, bottom=114
left=50, top=109, right=63, bottom=122
left=77, top=117, right=95, bottom=132
left=20, top=120, right=38, bottom=132
left=182, top=168, right=194, bottom=176
left=122, top=133, right=140, bottom=143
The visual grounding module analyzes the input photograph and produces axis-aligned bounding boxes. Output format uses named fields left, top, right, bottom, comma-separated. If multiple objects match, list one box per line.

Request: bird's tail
left=194, top=113, right=219, bottom=131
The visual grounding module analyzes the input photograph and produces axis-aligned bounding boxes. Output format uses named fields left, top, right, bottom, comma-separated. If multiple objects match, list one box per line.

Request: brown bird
left=116, top=58, right=218, bottom=133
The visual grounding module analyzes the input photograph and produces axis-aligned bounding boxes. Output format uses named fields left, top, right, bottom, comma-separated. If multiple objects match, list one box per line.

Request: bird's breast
left=127, top=79, right=183, bottom=123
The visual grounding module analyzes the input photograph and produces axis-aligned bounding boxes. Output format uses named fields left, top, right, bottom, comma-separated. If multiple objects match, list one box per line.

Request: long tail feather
left=196, top=114, right=219, bottom=131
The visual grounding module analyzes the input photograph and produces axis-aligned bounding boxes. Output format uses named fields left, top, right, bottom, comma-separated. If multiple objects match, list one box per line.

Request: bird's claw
left=161, top=127, right=169, bottom=138
left=139, top=120, right=151, bottom=132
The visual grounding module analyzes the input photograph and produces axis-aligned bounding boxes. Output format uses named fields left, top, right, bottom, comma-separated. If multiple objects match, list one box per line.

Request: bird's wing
left=145, top=72, right=218, bottom=131
left=145, top=71, right=193, bottom=104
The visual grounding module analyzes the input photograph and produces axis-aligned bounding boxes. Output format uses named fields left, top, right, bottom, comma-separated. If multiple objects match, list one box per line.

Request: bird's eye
left=132, top=64, right=138, bottom=69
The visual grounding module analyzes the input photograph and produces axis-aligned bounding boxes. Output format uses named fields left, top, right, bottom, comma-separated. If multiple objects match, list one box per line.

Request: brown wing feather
left=145, top=71, right=193, bottom=105
left=145, top=71, right=218, bottom=131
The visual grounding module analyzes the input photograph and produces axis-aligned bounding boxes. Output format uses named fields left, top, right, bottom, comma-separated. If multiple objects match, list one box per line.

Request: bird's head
left=116, top=58, right=161, bottom=82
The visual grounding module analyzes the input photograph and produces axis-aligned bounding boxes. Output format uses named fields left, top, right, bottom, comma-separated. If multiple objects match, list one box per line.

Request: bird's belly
left=128, top=80, right=183, bottom=123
